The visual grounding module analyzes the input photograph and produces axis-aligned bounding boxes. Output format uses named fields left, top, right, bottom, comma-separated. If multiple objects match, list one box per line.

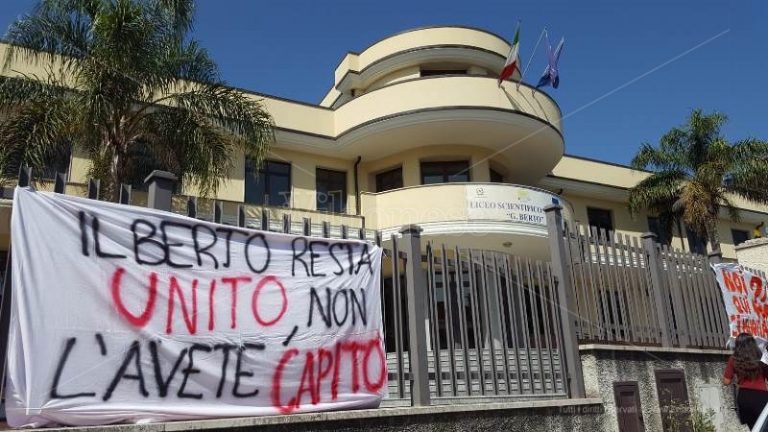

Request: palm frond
left=631, top=137, right=686, bottom=172
left=0, top=0, right=270, bottom=197
left=628, top=169, right=685, bottom=214
left=152, top=0, right=195, bottom=40
left=0, top=73, right=67, bottom=109
left=721, top=137, right=768, bottom=205
left=158, top=86, right=274, bottom=152
left=3, top=1, right=93, bottom=73
left=136, top=108, right=239, bottom=196
left=731, top=138, right=768, bottom=163
left=0, top=96, right=75, bottom=177
left=719, top=195, right=741, bottom=223
left=687, top=109, right=725, bottom=167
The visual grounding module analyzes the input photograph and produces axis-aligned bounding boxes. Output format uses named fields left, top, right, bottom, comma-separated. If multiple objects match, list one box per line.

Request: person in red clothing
left=723, top=332, right=768, bottom=428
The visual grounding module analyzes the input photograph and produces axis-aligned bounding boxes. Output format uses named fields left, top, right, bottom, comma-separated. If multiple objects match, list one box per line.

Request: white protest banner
left=713, top=263, right=768, bottom=340
left=5, top=187, right=385, bottom=428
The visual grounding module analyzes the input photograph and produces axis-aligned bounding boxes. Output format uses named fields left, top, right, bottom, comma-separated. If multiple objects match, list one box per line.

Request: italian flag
left=498, top=25, right=521, bottom=86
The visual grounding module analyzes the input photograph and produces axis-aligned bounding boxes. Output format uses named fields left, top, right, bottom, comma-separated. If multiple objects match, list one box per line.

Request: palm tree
left=628, top=109, right=768, bottom=253
left=0, top=0, right=273, bottom=199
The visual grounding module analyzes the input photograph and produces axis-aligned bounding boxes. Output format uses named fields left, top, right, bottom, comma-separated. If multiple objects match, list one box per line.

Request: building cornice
left=542, top=174, right=768, bottom=219
left=561, top=154, right=652, bottom=174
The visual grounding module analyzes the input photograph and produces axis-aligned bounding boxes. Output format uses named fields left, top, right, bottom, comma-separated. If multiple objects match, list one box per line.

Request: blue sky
left=0, top=0, right=765, bottom=165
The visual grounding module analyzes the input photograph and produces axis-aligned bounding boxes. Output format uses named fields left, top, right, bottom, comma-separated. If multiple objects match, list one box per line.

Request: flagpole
left=517, top=28, right=546, bottom=90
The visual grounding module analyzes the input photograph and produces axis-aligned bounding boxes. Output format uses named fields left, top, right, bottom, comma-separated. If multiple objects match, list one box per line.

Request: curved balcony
left=331, top=26, right=512, bottom=95
left=343, top=26, right=509, bottom=76
left=360, top=183, right=573, bottom=258
left=334, top=75, right=564, bottom=182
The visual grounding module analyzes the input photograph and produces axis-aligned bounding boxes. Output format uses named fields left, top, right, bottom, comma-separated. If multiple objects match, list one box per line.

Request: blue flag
left=536, top=33, right=564, bottom=89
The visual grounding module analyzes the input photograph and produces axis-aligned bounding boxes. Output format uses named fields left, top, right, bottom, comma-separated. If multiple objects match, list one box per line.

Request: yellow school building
left=0, top=25, right=765, bottom=265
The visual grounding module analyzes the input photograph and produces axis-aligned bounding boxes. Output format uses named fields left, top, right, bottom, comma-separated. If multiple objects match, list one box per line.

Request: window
left=421, top=161, right=470, bottom=184
left=731, top=229, right=750, bottom=246
left=316, top=168, right=347, bottom=213
left=375, top=167, right=403, bottom=192
left=420, top=69, right=467, bottom=77
left=490, top=168, right=504, bottom=183
left=38, top=150, right=71, bottom=180
left=647, top=217, right=671, bottom=245
left=587, top=207, right=614, bottom=238
left=245, top=160, right=291, bottom=206
left=685, top=227, right=707, bottom=255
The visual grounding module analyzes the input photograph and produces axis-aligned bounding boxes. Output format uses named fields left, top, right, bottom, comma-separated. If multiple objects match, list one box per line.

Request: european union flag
left=536, top=33, right=564, bottom=89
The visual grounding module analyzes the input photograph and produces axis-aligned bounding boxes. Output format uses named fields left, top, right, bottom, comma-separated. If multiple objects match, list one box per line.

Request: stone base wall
left=3, top=347, right=747, bottom=432
left=10, top=400, right=605, bottom=432
left=580, top=345, right=744, bottom=432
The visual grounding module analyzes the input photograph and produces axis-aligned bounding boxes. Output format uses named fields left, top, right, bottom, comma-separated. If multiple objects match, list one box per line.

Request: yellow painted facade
left=0, top=26, right=765, bottom=260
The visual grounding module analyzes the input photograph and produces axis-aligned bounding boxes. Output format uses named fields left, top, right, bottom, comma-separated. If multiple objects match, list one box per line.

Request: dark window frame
left=685, top=227, right=707, bottom=255
left=587, top=207, right=614, bottom=239
left=420, top=69, right=468, bottom=77
left=489, top=168, right=504, bottom=183
left=316, top=167, right=348, bottom=214
left=245, top=159, right=292, bottom=207
left=375, top=166, right=404, bottom=192
left=647, top=216, right=672, bottom=246
left=38, top=150, right=72, bottom=181
left=420, top=160, right=471, bottom=185
left=731, top=229, right=750, bottom=246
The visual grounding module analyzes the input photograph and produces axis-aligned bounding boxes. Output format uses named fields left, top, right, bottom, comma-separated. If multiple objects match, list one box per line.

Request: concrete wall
left=580, top=346, right=744, bottom=432
left=736, top=238, right=768, bottom=273
left=364, top=66, right=420, bottom=92
left=13, top=400, right=605, bottom=432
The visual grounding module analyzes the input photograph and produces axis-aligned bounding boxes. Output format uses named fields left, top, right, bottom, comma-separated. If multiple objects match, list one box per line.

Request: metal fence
left=659, top=245, right=729, bottom=348
left=377, top=221, right=583, bottom=407
left=423, top=245, right=568, bottom=400
left=563, top=223, right=730, bottom=349
left=565, top=225, right=663, bottom=345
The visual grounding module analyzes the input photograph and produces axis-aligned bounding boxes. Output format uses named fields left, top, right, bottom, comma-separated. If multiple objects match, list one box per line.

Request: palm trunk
left=109, top=143, right=125, bottom=202
left=676, top=220, right=686, bottom=252
left=706, top=215, right=721, bottom=254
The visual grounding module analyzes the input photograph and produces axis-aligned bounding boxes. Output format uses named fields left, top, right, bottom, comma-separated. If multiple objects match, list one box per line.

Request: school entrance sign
left=5, top=188, right=385, bottom=428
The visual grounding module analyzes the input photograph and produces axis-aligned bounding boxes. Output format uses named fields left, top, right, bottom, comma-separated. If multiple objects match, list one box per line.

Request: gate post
left=400, top=225, right=431, bottom=406
left=641, top=233, right=673, bottom=347
left=544, top=205, right=586, bottom=398
left=708, top=249, right=723, bottom=265
left=144, top=170, right=177, bottom=211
